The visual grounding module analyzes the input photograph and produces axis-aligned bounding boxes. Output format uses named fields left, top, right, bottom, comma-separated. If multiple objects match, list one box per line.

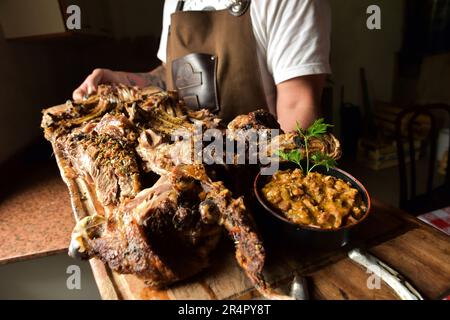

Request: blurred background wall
left=0, top=27, right=57, bottom=162
left=329, top=0, right=405, bottom=135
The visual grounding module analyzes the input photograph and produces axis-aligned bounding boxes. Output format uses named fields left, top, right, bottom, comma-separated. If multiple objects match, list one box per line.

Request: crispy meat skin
left=135, top=108, right=340, bottom=175
left=228, top=109, right=281, bottom=132
left=70, top=165, right=266, bottom=288
left=57, top=114, right=141, bottom=206
left=42, top=85, right=341, bottom=298
left=70, top=172, right=222, bottom=287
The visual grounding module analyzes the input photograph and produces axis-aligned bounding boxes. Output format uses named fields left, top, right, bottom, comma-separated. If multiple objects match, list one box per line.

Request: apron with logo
left=166, top=0, right=269, bottom=123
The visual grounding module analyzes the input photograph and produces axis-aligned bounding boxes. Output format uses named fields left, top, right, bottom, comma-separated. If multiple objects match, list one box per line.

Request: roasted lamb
left=41, top=85, right=341, bottom=299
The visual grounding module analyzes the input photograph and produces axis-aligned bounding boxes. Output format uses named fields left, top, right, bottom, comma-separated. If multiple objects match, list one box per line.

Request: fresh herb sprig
left=310, top=152, right=337, bottom=172
left=276, top=149, right=304, bottom=171
left=278, top=118, right=336, bottom=175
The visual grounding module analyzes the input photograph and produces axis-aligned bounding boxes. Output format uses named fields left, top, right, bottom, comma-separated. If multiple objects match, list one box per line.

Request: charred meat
left=42, top=85, right=341, bottom=299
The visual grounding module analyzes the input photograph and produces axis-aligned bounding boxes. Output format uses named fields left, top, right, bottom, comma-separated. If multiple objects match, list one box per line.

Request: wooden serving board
left=50, top=137, right=450, bottom=300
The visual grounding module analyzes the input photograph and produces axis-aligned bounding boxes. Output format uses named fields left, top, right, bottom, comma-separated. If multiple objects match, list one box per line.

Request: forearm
left=276, top=74, right=326, bottom=132
left=116, top=64, right=167, bottom=90
left=277, top=101, right=319, bottom=133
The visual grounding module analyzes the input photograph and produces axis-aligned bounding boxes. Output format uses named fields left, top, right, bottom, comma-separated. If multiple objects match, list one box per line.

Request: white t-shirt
left=157, top=0, right=332, bottom=114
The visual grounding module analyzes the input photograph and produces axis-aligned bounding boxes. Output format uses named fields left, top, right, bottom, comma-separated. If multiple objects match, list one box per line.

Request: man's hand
left=72, top=65, right=166, bottom=101
left=73, top=68, right=120, bottom=101
left=276, top=74, right=326, bottom=132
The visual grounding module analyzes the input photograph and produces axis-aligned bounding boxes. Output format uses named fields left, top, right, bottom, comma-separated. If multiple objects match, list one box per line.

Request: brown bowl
left=254, top=163, right=371, bottom=250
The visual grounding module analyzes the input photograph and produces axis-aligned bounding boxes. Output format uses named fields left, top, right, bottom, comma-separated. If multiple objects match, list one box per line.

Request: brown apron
left=166, top=0, right=268, bottom=124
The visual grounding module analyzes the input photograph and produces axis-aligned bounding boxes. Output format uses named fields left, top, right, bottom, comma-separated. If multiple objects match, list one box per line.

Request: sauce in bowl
left=262, top=169, right=367, bottom=229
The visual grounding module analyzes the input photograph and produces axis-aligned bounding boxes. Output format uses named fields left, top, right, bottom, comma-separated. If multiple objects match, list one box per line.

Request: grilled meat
left=62, top=131, right=141, bottom=206
left=69, top=169, right=222, bottom=287
left=135, top=107, right=340, bottom=175
left=54, top=112, right=141, bottom=206
left=42, top=84, right=341, bottom=299
left=265, top=131, right=342, bottom=160
left=227, top=109, right=281, bottom=132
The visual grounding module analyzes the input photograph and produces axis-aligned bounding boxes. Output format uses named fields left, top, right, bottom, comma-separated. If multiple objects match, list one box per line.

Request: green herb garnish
left=310, top=152, right=337, bottom=172
left=278, top=118, right=336, bottom=175
left=276, top=149, right=304, bottom=171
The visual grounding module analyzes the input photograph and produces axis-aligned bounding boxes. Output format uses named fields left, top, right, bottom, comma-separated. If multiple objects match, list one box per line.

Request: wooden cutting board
left=51, top=140, right=450, bottom=300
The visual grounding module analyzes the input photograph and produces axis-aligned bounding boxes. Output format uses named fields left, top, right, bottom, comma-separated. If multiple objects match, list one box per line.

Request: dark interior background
left=0, top=0, right=164, bottom=162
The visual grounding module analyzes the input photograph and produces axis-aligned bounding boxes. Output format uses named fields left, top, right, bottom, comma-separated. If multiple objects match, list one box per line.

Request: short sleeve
left=258, top=0, right=332, bottom=84
left=157, top=0, right=179, bottom=63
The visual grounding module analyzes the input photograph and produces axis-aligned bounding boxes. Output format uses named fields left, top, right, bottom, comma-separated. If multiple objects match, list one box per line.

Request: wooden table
left=87, top=199, right=450, bottom=300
